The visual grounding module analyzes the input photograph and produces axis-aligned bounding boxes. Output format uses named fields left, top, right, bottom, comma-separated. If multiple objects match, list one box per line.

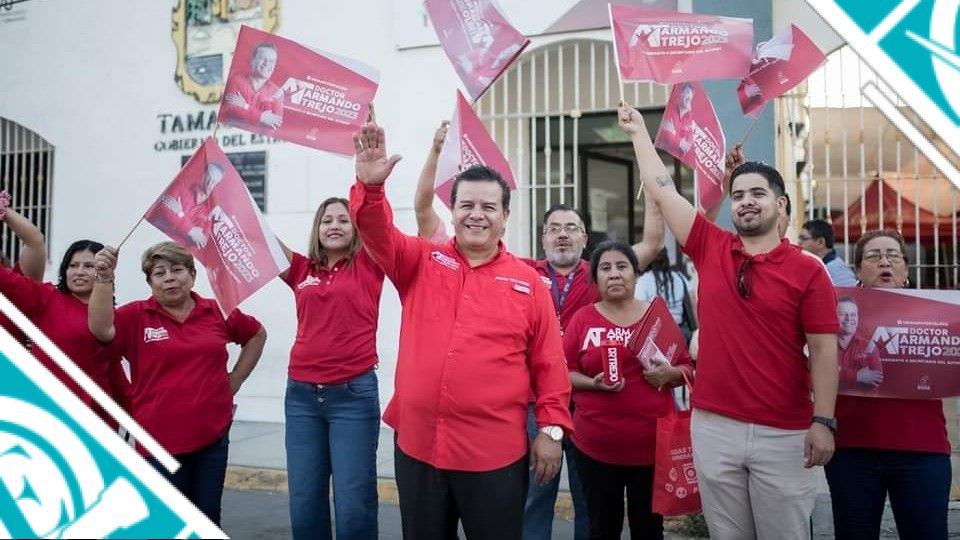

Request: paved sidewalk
left=226, top=421, right=960, bottom=538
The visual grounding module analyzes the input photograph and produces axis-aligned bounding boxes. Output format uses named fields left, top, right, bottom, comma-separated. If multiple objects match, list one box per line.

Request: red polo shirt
left=220, top=76, right=284, bottom=129
left=683, top=214, right=839, bottom=430
left=524, top=259, right=599, bottom=335
left=0, top=265, right=118, bottom=407
left=112, top=293, right=261, bottom=455
left=838, top=335, right=882, bottom=390
left=350, top=181, right=572, bottom=472
left=565, top=305, right=692, bottom=465
left=282, top=251, right=384, bottom=384
left=836, top=396, right=949, bottom=454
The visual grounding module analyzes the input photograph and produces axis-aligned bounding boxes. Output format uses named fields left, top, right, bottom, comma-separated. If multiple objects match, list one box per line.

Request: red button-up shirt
left=350, top=182, right=573, bottom=472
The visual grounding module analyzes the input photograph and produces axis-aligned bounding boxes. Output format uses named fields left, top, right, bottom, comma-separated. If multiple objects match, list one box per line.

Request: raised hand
left=187, top=227, right=208, bottom=248
left=353, top=123, right=402, bottom=185
left=260, top=111, right=282, bottom=129
left=432, top=120, right=450, bottom=154
left=225, top=92, right=249, bottom=109
left=160, top=195, right=184, bottom=218
left=618, top=103, right=649, bottom=137
left=94, top=246, right=119, bottom=281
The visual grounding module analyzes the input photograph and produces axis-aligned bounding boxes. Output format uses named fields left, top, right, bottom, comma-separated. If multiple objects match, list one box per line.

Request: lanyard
left=548, top=264, right=577, bottom=315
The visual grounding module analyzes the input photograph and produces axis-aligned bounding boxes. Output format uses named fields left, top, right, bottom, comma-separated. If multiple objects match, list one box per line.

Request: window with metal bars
left=0, top=118, right=54, bottom=268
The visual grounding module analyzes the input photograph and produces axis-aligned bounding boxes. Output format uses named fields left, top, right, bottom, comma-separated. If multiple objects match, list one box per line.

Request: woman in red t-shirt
left=276, top=197, right=385, bottom=540
left=89, top=241, right=267, bottom=525
left=565, top=240, right=692, bottom=539
left=825, top=230, right=951, bottom=538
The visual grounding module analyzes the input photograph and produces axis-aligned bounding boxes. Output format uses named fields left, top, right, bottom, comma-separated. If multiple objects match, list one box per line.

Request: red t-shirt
left=838, top=335, right=882, bottom=390
left=524, top=259, right=600, bottom=335
left=350, top=182, right=572, bottom=472
left=683, top=214, right=839, bottom=430
left=0, top=265, right=119, bottom=408
left=282, top=250, right=384, bottom=384
left=835, top=396, right=949, bottom=454
left=112, top=293, right=262, bottom=455
left=565, top=305, right=692, bottom=465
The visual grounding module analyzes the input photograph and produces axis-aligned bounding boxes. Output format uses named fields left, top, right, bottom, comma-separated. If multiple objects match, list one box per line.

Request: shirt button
left=463, top=295, right=470, bottom=299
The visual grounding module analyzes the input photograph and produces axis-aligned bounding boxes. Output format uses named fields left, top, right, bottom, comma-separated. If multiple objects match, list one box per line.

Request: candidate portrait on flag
left=657, top=83, right=695, bottom=158
left=221, top=41, right=284, bottom=131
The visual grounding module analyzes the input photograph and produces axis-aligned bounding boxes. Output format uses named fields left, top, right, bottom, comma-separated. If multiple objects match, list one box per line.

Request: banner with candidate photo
left=424, top=0, right=530, bottom=102
left=737, top=24, right=826, bottom=117
left=218, top=25, right=380, bottom=156
left=655, top=82, right=726, bottom=212
left=835, top=287, right=960, bottom=399
left=609, top=4, right=753, bottom=84
left=145, top=138, right=289, bottom=313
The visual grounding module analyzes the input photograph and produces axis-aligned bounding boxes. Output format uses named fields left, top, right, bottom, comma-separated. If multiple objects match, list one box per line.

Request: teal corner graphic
left=0, top=328, right=223, bottom=538
left=807, top=0, right=960, bottom=186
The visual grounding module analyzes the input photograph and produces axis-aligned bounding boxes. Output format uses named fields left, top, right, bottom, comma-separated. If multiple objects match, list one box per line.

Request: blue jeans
left=285, top=372, right=380, bottom=540
left=825, top=448, right=951, bottom=540
left=523, top=405, right=589, bottom=540
left=149, top=432, right=229, bottom=525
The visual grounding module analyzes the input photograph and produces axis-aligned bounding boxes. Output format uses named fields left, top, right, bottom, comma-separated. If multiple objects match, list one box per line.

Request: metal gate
left=0, top=118, right=54, bottom=266
left=784, top=46, right=960, bottom=289
left=475, top=38, right=672, bottom=258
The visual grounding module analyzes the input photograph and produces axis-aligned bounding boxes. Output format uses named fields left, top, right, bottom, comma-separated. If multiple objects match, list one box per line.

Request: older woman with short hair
left=825, top=230, right=950, bottom=539
left=89, top=241, right=266, bottom=525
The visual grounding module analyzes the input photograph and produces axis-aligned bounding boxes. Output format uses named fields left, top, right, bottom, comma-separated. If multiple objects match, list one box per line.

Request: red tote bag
left=652, top=377, right=701, bottom=516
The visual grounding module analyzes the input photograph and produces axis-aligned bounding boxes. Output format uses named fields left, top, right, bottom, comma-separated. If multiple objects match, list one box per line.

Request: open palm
left=354, top=123, right=401, bottom=185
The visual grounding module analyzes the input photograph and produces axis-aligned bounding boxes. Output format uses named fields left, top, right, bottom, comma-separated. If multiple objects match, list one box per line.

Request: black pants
left=572, top=445, right=662, bottom=540
left=395, top=444, right=528, bottom=539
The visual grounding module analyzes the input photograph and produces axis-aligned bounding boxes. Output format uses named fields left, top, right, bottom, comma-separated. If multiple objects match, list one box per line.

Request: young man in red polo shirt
left=619, top=104, right=839, bottom=539
left=350, top=122, right=573, bottom=539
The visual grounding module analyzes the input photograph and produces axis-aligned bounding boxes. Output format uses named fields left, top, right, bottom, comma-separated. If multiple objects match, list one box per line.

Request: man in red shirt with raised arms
left=349, top=122, right=573, bottom=539
left=222, top=42, right=284, bottom=130
left=619, top=103, right=839, bottom=539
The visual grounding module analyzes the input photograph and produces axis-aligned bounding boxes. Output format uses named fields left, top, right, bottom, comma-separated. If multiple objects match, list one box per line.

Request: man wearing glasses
left=619, top=103, right=839, bottom=540
left=798, top=219, right=858, bottom=286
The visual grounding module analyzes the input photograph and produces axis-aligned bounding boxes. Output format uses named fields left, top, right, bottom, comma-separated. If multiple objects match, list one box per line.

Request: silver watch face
left=543, top=426, right=563, bottom=441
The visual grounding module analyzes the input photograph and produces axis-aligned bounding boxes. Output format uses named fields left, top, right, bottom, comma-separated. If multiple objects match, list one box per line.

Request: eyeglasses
left=862, top=250, right=905, bottom=264
left=737, top=258, right=751, bottom=299
left=544, top=224, right=583, bottom=235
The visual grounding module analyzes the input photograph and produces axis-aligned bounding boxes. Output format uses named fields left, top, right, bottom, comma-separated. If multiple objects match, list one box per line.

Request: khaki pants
left=691, top=409, right=816, bottom=540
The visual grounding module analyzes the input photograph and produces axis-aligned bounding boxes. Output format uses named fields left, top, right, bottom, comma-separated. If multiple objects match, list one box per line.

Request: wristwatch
left=811, top=416, right=838, bottom=433
left=539, top=425, right=563, bottom=442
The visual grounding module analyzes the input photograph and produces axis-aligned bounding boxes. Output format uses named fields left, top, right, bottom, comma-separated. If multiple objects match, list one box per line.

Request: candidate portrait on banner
left=837, top=296, right=883, bottom=392
left=221, top=41, right=285, bottom=131
left=657, top=83, right=695, bottom=158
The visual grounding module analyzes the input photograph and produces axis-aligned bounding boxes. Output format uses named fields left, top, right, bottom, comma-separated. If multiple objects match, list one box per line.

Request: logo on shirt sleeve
left=143, top=327, right=170, bottom=344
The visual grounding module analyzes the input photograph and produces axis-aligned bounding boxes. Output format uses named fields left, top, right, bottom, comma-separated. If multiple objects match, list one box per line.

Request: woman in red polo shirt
left=825, top=230, right=951, bottom=539
left=276, top=196, right=384, bottom=540
left=88, top=241, right=266, bottom=526
left=565, top=240, right=692, bottom=539
left=0, top=202, right=123, bottom=412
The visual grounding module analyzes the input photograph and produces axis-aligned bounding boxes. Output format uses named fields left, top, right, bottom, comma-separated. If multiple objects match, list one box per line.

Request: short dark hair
left=57, top=240, right=105, bottom=294
left=589, top=240, right=641, bottom=283
left=837, top=296, right=857, bottom=306
left=542, top=203, right=585, bottom=227
left=853, top=230, right=909, bottom=269
left=802, top=219, right=835, bottom=248
left=450, top=165, right=510, bottom=210
left=783, top=191, right=792, bottom=218
left=729, top=161, right=786, bottom=198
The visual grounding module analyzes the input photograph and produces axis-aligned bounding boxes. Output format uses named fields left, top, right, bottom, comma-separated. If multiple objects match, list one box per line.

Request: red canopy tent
left=832, top=177, right=959, bottom=246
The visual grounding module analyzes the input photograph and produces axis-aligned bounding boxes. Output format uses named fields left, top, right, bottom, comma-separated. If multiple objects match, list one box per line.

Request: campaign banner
left=655, top=82, right=726, bottom=212
left=425, top=0, right=530, bottom=102
left=0, top=296, right=225, bottom=538
left=145, top=138, right=289, bottom=313
left=835, top=287, right=960, bottom=399
left=626, top=297, right=691, bottom=369
left=609, top=4, right=753, bottom=84
left=218, top=25, right=379, bottom=156
left=737, top=24, right=826, bottom=117
left=435, top=90, right=517, bottom=208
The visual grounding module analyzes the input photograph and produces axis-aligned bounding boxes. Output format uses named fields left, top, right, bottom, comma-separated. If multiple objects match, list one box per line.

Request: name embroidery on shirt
left=144, top=327, right=170, bottom=343
left=431, top=251, right=461, bottom=271
left=297, top=275, right=323, bottom=289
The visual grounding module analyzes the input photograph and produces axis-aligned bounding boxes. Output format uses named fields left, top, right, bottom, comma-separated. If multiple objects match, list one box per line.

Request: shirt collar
left=144, top=291, right=212, bottom=319
left=822, top=249, right=838, bottom=264
left=730, top=237, right=797, bottom=264
left=452, top=239, right=507, bottom=268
